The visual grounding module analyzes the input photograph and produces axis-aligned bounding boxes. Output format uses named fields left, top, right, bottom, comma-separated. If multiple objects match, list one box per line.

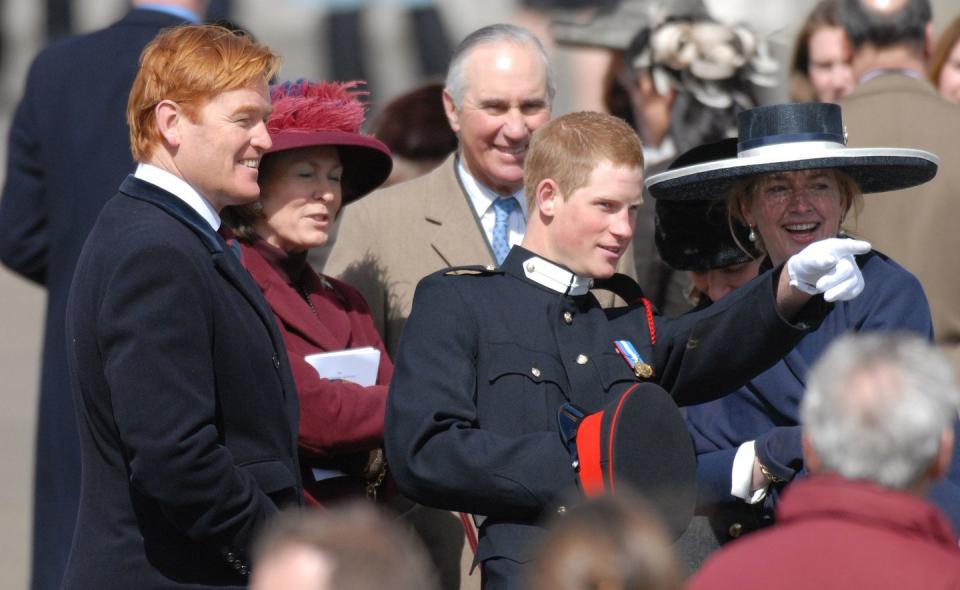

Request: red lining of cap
left=577, top=410, right=605, bottom=497
left=606, top=384, right=639, bottom=495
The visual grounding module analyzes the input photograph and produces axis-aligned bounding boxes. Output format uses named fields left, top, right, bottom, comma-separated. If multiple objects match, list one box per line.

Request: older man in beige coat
left=325, top=24, right=635, bottom=357
left=840, top=0, right=960, bottom=372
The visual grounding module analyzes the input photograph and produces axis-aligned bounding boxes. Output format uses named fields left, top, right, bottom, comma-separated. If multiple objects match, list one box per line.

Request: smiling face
left=173, top=80, right=273, bottom=210
left=740, top=169, right=849, bottom=266
left=938, top=40, right=960, bottom=104
left=807, top=26, right=854, bottom=103
left=538, top=161, right=643, bottom=279
left=254, top=146, right=343, bottom=252
left=443, top=40, right=551, bottom=194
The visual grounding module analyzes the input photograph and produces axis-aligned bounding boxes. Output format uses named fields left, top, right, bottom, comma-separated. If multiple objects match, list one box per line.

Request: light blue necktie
left=491, top=197, right=518, bottom=266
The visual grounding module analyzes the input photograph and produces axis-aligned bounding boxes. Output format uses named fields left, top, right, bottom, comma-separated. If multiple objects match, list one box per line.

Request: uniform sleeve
left=98, top=244, right=275, bottom=551
left=385, top=275, right=576, bottom=519
left=652, top=266, right=825, bottom=406
left=0, top=58, right=49, bottom=284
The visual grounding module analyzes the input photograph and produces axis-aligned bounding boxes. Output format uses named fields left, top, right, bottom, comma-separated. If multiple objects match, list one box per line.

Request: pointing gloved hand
left=785, top=238, right=871, bottom=302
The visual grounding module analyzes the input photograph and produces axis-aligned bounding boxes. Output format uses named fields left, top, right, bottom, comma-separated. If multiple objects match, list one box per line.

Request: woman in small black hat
left=223, top=80, right=395, bottom=508
left=647, top=102, right=952, bottom=568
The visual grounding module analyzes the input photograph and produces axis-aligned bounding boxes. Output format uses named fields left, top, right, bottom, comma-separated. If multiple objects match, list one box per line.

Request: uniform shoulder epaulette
left=442, top=264, right=502, bottom=276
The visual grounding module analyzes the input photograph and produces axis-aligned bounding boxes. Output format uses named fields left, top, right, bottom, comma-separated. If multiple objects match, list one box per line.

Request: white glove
left=785, top=238, right=871, bottom=302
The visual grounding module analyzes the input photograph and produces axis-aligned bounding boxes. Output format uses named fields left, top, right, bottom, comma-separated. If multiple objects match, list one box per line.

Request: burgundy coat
left=238, top=239, right=392, bottom=506
left=688, top=475, right=960, bottom=590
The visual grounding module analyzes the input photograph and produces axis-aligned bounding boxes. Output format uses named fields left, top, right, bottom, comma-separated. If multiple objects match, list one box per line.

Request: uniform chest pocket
left=595, top=351, right=645, bottom=390
left=481, top=342, right=569, bottom=432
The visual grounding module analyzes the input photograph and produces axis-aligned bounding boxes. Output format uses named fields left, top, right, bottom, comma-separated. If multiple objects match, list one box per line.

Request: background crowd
left=2, top=0, right=960, bottom=589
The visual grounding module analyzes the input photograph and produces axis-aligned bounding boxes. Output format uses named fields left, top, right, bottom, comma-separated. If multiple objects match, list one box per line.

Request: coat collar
left=778, top=474, right=958, bottom=548
left=239, top=239, right=352, bottom=351
left=422, top=154, right=496, bottom=267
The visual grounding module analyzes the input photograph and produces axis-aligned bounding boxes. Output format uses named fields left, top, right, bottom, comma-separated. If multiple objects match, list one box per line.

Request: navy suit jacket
left=63, top=176, right=302, bottom=588
left=0, top=9, right=188, bottom=588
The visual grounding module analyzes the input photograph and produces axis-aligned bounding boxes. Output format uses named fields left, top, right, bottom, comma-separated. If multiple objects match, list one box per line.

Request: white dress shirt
left=457, top=158, right=527, bottom=250
left=134, top=163, right=221, bottom=232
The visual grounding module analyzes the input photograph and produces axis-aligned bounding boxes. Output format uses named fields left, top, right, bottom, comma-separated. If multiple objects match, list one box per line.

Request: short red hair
left=127, top=24, right=281, bottom=161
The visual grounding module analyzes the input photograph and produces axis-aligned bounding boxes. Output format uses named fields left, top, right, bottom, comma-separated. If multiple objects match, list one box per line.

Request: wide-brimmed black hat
left=574, top=383, right=696, bottom=539
left=655, top=138, right=762, bottom=270
left=645, top=102, right=938, bottom=200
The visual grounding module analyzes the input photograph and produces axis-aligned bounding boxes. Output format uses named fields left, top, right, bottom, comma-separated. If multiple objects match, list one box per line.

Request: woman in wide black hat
left=647, top=102, right=953, bottom=568
left=223, top=80, right=395, bottom=507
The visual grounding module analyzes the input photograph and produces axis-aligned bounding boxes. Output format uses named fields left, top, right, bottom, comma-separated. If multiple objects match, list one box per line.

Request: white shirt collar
left=457, top=157, right=528, bottom=218
left=134, top=163, right=221, bottom=231
left=520, top=255, right=592, bottom=296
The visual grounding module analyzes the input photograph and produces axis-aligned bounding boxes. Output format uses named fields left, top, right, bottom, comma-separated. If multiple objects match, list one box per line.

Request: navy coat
left=686, top=251, right=960, bottom=543
left=386, top=246, right=826, bottom=588
left=63, top=177, right=302, bottom=588
left=0, top=9, right=188, bottom=587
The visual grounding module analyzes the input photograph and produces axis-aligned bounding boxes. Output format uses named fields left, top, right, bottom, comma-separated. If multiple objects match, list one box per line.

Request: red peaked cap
left=266, top=79, right=393, bottom=203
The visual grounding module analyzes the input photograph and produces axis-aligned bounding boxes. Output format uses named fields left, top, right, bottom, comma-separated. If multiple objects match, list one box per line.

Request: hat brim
left=267, top=130, right=393, bottom=204
left=646, top=146, right=938, bottom=201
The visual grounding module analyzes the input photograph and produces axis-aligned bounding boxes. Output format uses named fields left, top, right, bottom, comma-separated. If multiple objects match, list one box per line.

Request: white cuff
left=731, top=441, right=768, bottom=504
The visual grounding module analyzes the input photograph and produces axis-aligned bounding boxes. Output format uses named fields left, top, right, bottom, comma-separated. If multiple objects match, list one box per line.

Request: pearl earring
left=748, top=226, right=757, bottom=243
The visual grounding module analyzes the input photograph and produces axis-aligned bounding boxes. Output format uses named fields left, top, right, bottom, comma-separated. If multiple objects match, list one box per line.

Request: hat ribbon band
left=738, top=140, right=848, bottom=160
left=739, top=132, right=843, bottom=153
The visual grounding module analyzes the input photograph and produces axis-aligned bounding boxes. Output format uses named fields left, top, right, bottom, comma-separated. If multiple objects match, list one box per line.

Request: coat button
left=525, top=261, right=536, bottom=273
left=531, top=367, right=541, bottom=378
left=563, top=311, right=573, bottom=325
left=686, top=337, right=700, bottom=350
left=576, top=354, right=589, bottom=365
left=557, top=505, right=567, bottom=515
left=728, top=522, right=743, bottom=538
left=272, top=353, right=280, bottom=369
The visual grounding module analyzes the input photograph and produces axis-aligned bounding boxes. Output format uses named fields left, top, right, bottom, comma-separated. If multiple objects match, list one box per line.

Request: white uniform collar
left=520, top=255, right=592, bottom=296
left=135, top=163, right=222, bottom=231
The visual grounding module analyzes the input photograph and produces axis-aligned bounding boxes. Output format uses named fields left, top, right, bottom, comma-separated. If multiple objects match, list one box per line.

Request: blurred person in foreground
left=527, top=491, right=682, bottom=590
left=249, top=503, right=438, bottom=590
left=839, top=0, right=960, bottom=375
left=325, top=23, right=635, bottom=359
left=387, top=109, right=871, bottom=590
left=0, top=3, right=208, bottom=586
left=928, top=14, right=960, bottom=104
left=688, top=332, right=960, bottom=590
left=647, top=102, right=945, bottom=566
left=789, top=0, right=855, bottom=102
left=63, top=25, right=302, bottom=588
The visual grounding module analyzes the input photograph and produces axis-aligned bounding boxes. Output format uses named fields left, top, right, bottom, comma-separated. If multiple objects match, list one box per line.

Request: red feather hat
left=266, top=79, right=393, bottom=203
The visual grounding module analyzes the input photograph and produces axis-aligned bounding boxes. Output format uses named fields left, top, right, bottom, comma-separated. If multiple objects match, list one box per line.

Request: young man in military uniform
left=385, top=111, right=870, bottom=589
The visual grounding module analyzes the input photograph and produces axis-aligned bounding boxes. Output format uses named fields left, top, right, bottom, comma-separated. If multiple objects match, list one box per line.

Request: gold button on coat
left=563, top=311, right=573, bottom=325
left=576, top=354, right=588, bottom=365
left=531, top=367, right=541, bottom=378
left=728, top=522, right=743, bottom=538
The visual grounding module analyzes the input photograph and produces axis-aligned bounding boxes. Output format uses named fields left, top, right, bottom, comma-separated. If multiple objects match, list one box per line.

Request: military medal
left=614, top=340, right=653, bottom=379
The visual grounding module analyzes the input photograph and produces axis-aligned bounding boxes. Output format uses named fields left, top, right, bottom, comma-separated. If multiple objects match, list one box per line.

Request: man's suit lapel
left=119, top=177, right=287, bottom=358
left=423, top=155, right=496, bottom=267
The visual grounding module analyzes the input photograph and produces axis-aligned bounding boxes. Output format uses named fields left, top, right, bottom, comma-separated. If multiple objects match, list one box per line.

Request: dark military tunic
left=385, top=245, right=823, bottom=589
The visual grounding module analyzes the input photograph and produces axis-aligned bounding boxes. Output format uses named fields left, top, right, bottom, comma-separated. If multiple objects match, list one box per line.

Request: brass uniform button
left=576, top=354, right=589, bottom=365
left=531, top=367, right=541, bottom=378
left=525, top=261, right=536, bottom=273
left=728, top=522, right=743, bottom=538
left=563, top=311, right=573, bottom=325
left=556, top=505, right=567, bottom=515
left=686, top=337, right=700, bottom=350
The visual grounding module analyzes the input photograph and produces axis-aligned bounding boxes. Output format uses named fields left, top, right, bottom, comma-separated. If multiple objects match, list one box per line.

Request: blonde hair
left=523, top=111, right=643, bottom=210
left=127, top=24, right=280, bottom=161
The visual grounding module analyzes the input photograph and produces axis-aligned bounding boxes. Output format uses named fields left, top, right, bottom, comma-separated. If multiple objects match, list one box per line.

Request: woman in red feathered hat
left=223, top=79, right=394, bottom=507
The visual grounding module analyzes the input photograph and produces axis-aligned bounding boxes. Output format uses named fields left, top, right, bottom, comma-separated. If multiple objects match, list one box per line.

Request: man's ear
left=442, top=88, right=461, bottom=135
left=155, top=100, right=183, bottom=148
left=929, top=428, right=954, bottom=481
left=535, top=178, right=562, bottom=218
left=801, top=431, right=821, bottom=474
